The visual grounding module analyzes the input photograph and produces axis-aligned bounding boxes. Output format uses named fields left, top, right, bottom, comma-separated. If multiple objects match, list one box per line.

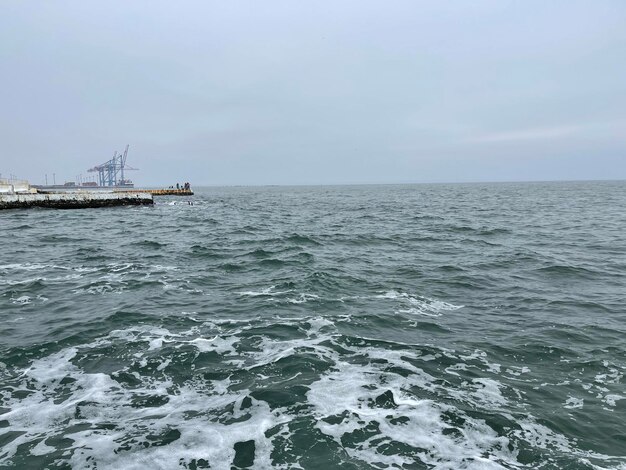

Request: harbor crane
left=87, top=145, right=138, bottom=187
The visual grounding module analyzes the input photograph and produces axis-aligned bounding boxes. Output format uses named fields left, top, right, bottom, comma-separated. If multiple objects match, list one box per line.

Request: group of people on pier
left=169, top=182, right=191, bottom=191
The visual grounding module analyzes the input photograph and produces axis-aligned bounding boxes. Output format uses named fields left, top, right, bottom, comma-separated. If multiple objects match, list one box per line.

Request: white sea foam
left=1, top=317, right=622, bottom=469
left=75, top=266, right=99, bottom=273
left=286, top=293, right=320, bottom=304
left=0, top=263, right=60, bottom=271
left=603, top=395, right=624, bottom=407
left=470, top=378, right=508, bottom=407
left=30, top=439, right=56, bottom=456
left=238, top=286, right=288, bottom=297
left=564, top=396, right=584, bottom=409
left=306, top=358, right=513, bottom=469
left=506, top=366, right=531, bottom=376
left=445, top=363, right=468, bottom=376
left=188, top=337, right=217, bottom=352
left=188, top=336, right=238, bottom=355
left=0, top=338, right=287, bottom=469
left=305, top=316, right=335, bottom=335
left=376, top=290, right=463, bottom=316
left=11, top=295, right=32, bottom=305
left=150, top=265, right=179, bottom=271
left=148, top=337, right=164, bottom=350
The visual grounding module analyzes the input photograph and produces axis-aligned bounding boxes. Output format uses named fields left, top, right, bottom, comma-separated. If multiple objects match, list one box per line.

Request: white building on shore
left=0, top=178, right=37, bottom=194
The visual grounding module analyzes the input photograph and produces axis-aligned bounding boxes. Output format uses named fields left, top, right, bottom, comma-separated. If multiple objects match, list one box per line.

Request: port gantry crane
left=87, top=145, right=138, bottom=187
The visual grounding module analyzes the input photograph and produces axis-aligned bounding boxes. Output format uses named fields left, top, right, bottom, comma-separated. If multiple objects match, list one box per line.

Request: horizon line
left=181, top=177, right=626, bottom=188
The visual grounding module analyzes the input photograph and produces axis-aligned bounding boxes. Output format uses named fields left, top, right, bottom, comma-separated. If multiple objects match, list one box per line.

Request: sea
left=1, top=181, right=625, bottom=470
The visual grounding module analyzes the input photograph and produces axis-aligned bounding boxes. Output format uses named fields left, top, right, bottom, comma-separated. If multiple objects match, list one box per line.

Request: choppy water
left=1, top=182, right=625, bottom=469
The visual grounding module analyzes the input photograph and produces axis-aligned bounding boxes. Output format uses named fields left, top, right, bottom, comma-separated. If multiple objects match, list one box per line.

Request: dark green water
left=1, top=182, right=625, bottom=469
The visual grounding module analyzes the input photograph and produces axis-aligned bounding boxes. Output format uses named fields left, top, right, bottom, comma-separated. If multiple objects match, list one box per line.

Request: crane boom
left=87, top=145, right=137, bottom=187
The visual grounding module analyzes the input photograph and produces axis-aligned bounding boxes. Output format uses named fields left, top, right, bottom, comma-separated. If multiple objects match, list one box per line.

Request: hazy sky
left=1, top=1, right=625, bottom=186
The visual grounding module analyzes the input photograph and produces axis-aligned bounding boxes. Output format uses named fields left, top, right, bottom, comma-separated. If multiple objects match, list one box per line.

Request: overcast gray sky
left=1, top=1, right=625, bottom=186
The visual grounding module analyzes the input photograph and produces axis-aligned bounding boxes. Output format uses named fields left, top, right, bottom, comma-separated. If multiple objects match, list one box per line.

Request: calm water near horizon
left=1, top=181, right=625, bottom=469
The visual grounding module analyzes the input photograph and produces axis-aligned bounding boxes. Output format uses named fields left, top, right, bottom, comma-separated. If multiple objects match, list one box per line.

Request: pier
left=0, top=192, right=153, bottom=210
left=115, top=188, right=194, bottom=196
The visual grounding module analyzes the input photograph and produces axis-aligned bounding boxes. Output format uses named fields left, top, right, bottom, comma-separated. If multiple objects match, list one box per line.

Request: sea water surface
left=1, top=182, right=625, bottom=469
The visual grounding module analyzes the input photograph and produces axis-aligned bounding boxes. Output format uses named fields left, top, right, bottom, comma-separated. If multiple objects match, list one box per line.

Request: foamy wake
left=0, top=316, right=623, bottom=469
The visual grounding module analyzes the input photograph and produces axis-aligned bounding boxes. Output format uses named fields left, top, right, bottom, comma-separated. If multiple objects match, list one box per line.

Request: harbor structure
left=88, top=144, right=137, bottom=187
left=1, top=177, right=156, bottom=210
left=2, top=146, right=193, bottom=209
left=34, top=145, right=138, bottom=191
left=0, top=176, right=187, bottom=210
left=115, top=188, right=194, bottom=196
left=0, top=191, right=153, bottom=210
left=0, top=178, right=37, bottom=195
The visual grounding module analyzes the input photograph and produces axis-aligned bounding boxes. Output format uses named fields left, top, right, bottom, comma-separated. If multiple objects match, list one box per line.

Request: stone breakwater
left=0, top=192, right=153, bottom=210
